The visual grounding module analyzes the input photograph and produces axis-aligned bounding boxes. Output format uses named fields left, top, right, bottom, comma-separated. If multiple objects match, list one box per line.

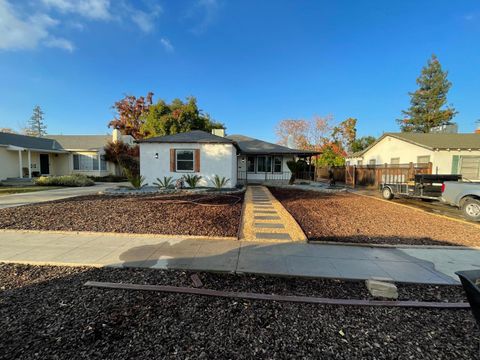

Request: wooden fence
left=315, top=162, right=433, bottom=187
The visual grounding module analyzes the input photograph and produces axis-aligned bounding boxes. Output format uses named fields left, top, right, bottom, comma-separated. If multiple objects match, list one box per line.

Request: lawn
left=0, top=263, right=477, bottom=359
left=269, top=188, right=480, bottom=247
left=0, top=186, right=61, bottom=196
left=0, top=193, right=243, bottom=237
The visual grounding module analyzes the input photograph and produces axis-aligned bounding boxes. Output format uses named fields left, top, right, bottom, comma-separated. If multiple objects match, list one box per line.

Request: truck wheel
left=462, top=198, right=480, bottom=221
left=382, top=187, right=394, bottom=200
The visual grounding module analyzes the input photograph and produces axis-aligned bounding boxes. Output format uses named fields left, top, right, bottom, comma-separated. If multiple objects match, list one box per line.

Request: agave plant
left=212, top=175, right=230, bottom=189
left=153, top=176, right=174, bottom=189
left=124, top=168, right=146, bottom=189
left=183, top=174, right=202, bottom=188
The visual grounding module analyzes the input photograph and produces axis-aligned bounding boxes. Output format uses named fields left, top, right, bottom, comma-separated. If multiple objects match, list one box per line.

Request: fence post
left=353, top=165, right=356, bottom=188
left=427, top=162, right=433, bottom=174
left=408, top=162, right=414, bottom=180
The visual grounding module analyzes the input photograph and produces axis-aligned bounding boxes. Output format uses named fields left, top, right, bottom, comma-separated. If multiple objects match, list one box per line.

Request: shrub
left=212, top=175, right=230, bottom=189
left=153, top=176, right=174, bottom=189
left=286, top=160, right=307, bottom=185
left=183, top=174, right=202, bottom=188
left=88, top=175, right=127, bottom=182
left=34, top=174, right=95, bottom=187
left=124, top=168, right=145, bottom=189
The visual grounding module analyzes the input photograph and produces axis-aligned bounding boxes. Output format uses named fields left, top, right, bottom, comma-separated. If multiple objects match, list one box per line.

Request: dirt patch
left=0, top=193, right=243, bottom=237
left=0, top=263, right=477, bottom=360
left=269, top=188, right=480, bottom=246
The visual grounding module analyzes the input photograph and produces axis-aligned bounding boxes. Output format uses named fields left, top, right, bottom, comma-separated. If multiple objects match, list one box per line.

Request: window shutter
left=451, top=155, right=460, bottom=174
left=194, top=149, right=200, bottom=172
left=170, top=149, right=175, bottom=172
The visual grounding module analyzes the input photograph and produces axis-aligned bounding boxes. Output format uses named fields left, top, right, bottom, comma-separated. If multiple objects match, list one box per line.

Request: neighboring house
left=0, top=129, right=132, bottom=180
left=138, top=130, right=318, bottom=187
left=346, top=132, right=480, bottom=181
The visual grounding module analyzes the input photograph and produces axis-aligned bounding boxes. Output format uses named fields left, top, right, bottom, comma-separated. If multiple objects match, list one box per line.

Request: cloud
left=44, top=36, right=75, bottom=52
left=41, top=0, right=112, bottom=20
left=0, top=0, right=59, bottom=51
left=128, top=1, right=162, bottom=33
left=160, top=37, right=174, bottom=52
left=187, top=0, right=221, bottom=35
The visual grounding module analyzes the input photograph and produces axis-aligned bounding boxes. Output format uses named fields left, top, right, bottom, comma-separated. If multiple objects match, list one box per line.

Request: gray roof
left=226, top=134, right=320, bottom=155
left=0, top=132, right=65, bottom=152
left=138, top=130, right=235, bottom=144
left=46, top=134, right=111, bottom=150
left=351, top=132, right=480, bottom=157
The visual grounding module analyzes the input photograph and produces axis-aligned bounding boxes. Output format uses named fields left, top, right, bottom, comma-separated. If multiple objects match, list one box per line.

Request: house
left=0, top=129, right=132, bottom=180
left=138, top=129, right=319, bottom=187
left=346, top=132, right=480, bottom=180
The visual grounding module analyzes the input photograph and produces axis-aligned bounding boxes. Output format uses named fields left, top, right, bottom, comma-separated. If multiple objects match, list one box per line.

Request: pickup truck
left=441, top=181, right=480, bottom=221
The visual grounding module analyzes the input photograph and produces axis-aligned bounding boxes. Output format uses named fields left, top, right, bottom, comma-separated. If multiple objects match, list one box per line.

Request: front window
left=368, top=159, right=376, bottom=166
left=257, top=156, right=272, bottom=172
left=273, top=156, right=282, bottom=173
left=73, top=154, right=100, bottom=171
left=417, top=155, right=430, bottom=164
left=176, top=150, right=194, bottom=172
left=357, top=160, right=363, bottom=166
left=100, top=155, right=107, bottom=171
left=390, top=158, right=400, bottom=166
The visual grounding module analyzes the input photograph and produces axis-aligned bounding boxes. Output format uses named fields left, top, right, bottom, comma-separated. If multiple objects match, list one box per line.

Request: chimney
left=112, top=128, right=121, bottom=143
left=211, top=128, right=225, bottom=137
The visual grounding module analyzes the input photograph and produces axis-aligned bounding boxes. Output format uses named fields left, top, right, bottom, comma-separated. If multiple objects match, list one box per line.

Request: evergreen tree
left=398, top=54, right=457, bottom=133
left=26, top=105, right=47, bottom=137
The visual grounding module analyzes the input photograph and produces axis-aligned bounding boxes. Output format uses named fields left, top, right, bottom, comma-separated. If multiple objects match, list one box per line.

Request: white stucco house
left=138, top=130, right=319, bottom=187
left=0, top=130, right=132, bottom=180
left=346, top=132, right=480, bottom=181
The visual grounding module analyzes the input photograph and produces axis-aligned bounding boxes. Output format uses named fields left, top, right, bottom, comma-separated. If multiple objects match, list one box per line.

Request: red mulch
left=269, top=188, right=480, bottom=246
left=0, top=193, right=243, bottom=237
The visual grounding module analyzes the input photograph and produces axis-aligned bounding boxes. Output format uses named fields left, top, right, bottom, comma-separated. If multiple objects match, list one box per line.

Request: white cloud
left=188, top=0, right=220, bottom=35
left=128, top=2, right=162, bottom=33
left=160, top=37, right=174, bottom=52
left=0, top=0, right=59, bottom=50
left=42, top=0, right=112, bottom=20
left=44, top=36, right=74, bottom=52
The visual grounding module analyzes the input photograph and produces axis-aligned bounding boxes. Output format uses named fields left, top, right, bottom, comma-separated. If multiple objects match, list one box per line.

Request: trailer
left=380, top=174, right=462, bottom=200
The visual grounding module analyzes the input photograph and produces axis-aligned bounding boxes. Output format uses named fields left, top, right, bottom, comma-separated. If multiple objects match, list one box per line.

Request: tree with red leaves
left=108, top=92, right=153, bottom=140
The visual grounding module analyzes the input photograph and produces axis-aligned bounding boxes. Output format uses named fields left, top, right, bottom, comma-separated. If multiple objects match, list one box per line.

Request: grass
left=0, top=186, right=62, bottom=196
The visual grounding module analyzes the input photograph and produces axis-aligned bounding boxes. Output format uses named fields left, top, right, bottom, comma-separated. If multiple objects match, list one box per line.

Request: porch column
left=98, top=154, right=102, bottom=174
left=27, top=150, right=32, bottom=178
left=18, top=150, right=23, bottom=178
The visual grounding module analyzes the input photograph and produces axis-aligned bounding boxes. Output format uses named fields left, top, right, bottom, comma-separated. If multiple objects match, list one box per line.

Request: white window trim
left=175, top=149, right=195, bottom=173
left=273, top=156, right=283, bottom=173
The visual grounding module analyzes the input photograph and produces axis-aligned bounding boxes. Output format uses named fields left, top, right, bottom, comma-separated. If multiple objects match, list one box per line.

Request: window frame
left=368, top=159, right=376, bottom=166
left=175, top=149, right=195, bottom=173
left=256, top=155, right=272, bottom=173
left=390, top=157, right=400, bottom=166
left=459, top=156, right=480, bottom=180
left=273, top=156, right=282, bottom=173
left=417, top=155, right=431, bottom=164
left=246, top=156, right=256, bottom=173
left=73, top=154, right=101, bottom=171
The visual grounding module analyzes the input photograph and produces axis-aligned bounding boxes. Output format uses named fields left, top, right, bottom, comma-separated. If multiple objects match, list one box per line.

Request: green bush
left=88, top=175, right=127, bottom=182
left=211, top=175, right=230, bottom=189
left=183, top=174, right=202, bottom=188
left=34, top=174, right=95, bottom=187
left=153, top=176, right=174, bottom=189
left=124, top=168, right=146, bottom=189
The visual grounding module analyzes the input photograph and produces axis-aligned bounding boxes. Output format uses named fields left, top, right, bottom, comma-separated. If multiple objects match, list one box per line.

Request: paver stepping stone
left=254, top=223, right=285, bottom=229
left=253, top=210, right=277, bottom=214
left=256, top=232, right=292, bottom=240
left=254, top=215, right=281, bottom=220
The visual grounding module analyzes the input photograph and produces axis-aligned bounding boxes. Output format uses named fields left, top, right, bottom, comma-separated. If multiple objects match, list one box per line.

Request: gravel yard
left=269, top=188, right=480, bottom=246
left=0, top=193, right=243, bottom=237
left=0, top=263, right=478, bottom=360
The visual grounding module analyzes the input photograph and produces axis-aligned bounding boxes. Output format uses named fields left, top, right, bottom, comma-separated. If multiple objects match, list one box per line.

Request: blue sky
left=0, top=0, right=479, bottom=142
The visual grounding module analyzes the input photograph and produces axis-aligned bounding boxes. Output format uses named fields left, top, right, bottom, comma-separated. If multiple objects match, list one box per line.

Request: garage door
left=460, top=156, right=480, bottom=180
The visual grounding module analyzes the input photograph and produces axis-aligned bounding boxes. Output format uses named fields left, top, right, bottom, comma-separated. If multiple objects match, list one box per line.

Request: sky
left=0, top=0, right=479, bottom=143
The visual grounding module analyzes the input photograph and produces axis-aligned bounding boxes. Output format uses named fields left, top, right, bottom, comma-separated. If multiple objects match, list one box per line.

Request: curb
left=307, top=240, right=480, bottom=250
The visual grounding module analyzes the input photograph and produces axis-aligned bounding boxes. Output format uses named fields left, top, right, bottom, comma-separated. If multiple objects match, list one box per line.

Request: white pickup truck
left=441, top=181, right=480, bottom=221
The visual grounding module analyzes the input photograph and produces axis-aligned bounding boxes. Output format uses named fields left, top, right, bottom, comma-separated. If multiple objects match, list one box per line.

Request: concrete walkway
left=0, top=183, right=125, bottom=209
left=239, top=186, right=307, bottom=241
left=1, top=230, right=479, bottom=284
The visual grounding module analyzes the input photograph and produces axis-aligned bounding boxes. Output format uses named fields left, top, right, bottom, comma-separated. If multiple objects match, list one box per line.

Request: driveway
left=0, top=183, right=125, bottom=209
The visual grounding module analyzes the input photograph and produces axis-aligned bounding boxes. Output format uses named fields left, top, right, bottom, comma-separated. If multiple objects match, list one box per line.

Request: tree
left=350, top=136, right=376, bottom=153
left=0, top=128, right=16, bottom=134
left=26, top=105, right=47, bottom=137
left=398, top=54, right=457, bottom=133
left=331, top=118, right=357, bottom=153
left=141, top=96, right=224, bottom=137
left=108, top=92, right=153, bottom=140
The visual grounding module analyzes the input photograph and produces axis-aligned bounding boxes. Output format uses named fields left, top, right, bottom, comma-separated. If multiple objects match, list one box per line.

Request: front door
left=40, top=154, right=50, bottom=175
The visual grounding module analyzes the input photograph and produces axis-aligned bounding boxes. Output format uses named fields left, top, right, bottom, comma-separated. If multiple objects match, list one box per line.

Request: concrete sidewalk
left=0, top=183, right=125, bottom=209
left=1, top=230, right=479, bottom=284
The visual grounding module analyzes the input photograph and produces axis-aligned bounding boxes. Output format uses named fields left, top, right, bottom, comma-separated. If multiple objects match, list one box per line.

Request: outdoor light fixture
left=155, top=153, right=159, bottom=159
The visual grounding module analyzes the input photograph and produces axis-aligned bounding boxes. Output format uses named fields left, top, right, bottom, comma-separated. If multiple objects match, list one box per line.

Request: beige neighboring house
left=0, top=129, right=133, bottom=180
left=346, top=132, right=480, bottom=181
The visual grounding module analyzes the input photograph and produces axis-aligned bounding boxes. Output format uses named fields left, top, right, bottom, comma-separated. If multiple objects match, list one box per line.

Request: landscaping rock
left=366, top=279, right=399, bottom=299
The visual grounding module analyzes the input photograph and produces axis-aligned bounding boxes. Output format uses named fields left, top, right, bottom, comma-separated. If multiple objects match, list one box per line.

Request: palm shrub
left=212, top=175, right=230, bottom=189
left=124, top=168, right=145, bottom=189
left=153, top=176, right=174, bottom=189
left=183, top=174, right=202, bottom=188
